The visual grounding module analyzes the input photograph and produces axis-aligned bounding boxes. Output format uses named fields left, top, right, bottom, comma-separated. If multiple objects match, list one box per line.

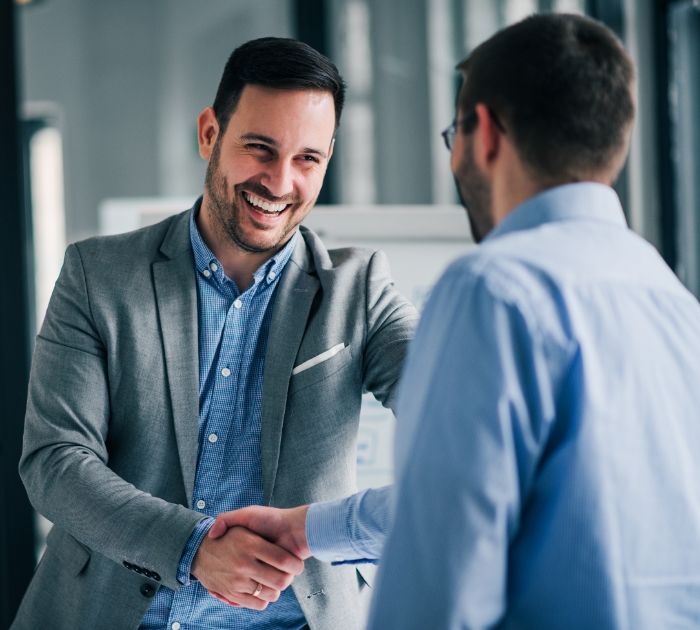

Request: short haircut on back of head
left=457, top=14, right=635, bottom=181
left=213, top=37, right=346, bottom=135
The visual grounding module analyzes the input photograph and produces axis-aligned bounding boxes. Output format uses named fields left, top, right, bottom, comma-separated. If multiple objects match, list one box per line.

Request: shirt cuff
left=177, top=517, right=215, bottom=586
left=306, top=486, right=391, bottom=564
left=306, top=497, right=361, bottom=564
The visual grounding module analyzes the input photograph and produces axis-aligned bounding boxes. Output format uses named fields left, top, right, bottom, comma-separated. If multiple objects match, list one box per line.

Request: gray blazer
left=13, top=210, right=418, bottom=630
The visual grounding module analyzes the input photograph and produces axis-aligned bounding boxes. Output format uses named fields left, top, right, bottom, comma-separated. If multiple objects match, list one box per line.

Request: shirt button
left=268, top=271, right=276, bottom=280
left=221, top=367, right=231, bottom=377
left=208, top=433, right=218, bottom=443
left=234, top=299, right=242, bottom=309
left=196, top=500, right=206, bottom=510
left=171, top=623, right=181, bottom=630
left=210, top=262, right=218, bottom=272
left=202, top=269, right=211, bottom=278
left=334, top=555, right=344, bottom=562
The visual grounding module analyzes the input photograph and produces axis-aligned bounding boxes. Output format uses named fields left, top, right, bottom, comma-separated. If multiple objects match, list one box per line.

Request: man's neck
left=196, top=199, right=283, bottom=292
left=491, top=163, right=549, bottom=229
left=488, top=141, right=619, bottom=231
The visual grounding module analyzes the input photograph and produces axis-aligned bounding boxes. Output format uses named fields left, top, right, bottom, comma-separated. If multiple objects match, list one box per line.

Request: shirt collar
left=189, top=196, right=299, bottom=288
left=484, top=182, right=627, bottom=243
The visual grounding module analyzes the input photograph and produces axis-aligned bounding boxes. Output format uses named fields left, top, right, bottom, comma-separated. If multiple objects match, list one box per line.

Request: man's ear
left=198, top=107, right=220, bottom=160
left=472, top=103, right=502, bottom=175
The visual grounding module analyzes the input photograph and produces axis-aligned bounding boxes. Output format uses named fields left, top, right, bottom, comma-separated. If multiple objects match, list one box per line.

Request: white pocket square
left=292, top=343, right=346, bottom=375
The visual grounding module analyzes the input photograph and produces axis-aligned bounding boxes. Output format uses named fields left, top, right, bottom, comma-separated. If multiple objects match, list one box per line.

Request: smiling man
left=13, top=38, right=418, bottom=630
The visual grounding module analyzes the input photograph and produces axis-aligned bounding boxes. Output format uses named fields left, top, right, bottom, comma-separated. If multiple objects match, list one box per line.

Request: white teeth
left=244, top=193, right=288, bottom=214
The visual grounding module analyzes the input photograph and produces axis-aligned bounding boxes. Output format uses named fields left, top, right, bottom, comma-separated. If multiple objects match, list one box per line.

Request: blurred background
left=1, top=0, right=699, bottom=626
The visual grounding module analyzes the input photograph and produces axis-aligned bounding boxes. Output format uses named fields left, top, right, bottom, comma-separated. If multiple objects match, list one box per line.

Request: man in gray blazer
left=13, top=38, right=417, bottom=630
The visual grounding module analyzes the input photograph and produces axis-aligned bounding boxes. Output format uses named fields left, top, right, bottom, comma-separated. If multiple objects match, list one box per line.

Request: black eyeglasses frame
left=441, top=107, right=506, bottom=151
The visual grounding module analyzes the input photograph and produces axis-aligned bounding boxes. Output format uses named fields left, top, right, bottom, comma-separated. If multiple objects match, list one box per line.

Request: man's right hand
left=190, top=525, right=304, bottom=610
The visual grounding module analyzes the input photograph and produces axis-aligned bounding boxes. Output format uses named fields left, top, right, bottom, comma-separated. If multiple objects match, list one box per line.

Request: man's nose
left=261, top=158, right=295, bottom=199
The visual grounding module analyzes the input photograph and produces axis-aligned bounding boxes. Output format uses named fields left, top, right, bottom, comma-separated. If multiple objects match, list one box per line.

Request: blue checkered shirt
left=140, top=201, right=306, bottom=630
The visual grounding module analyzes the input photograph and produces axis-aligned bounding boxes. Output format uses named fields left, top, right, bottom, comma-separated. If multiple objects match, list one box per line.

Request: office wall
left=18, top=0, right=292, bottom=244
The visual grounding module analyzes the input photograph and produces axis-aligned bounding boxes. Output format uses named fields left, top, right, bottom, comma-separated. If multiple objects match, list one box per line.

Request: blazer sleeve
left=19, top=244, right=204, bottom=591
left=362, top=250, right=420, bottom=410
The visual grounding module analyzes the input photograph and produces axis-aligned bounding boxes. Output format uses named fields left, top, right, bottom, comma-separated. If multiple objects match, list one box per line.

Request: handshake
left=190, top=505, right=311, bottom=610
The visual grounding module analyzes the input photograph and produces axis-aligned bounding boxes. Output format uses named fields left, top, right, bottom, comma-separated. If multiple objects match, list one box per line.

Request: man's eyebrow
left=240, top=133, right=279, bottom=146
left=301, top=147, right=328, bottom=159
left=240, top=133, right=328, bottom=159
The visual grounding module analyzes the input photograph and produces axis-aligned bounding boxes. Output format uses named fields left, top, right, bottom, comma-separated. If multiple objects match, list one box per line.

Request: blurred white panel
left=303, top=204, right=471, bottom=239
left=357, top=393, right=396, bottom=489
left=464, top=0, right=500, bottom=52
left=30, top=127, right=66, bottom=327
left=554, top=0, right=585, bottom=14
left=338, top=0, right=376, bottom=205
left=428, top=0, right=459, bottom=204
left=504, top=0, right=537, bottom=25
left=341, top=103, right=377, bottom=204
left=99, top=197, right=196, bottom=236
left=344, top=0, right=373, bottom=96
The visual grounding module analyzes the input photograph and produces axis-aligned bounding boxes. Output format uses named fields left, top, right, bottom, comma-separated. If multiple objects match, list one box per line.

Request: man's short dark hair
left=213, top=37, right=346, bottom=135
left=457, top=14, right=635, bottom=181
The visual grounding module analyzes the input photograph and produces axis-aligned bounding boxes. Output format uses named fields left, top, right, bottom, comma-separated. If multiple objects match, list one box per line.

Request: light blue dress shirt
left=312, top=183, right=700, bottom=629
left=140, top=201, right=306, bottom=630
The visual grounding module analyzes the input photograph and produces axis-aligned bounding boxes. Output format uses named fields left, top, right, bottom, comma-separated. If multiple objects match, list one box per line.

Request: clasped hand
left=190, top=505, right=310, bottom=610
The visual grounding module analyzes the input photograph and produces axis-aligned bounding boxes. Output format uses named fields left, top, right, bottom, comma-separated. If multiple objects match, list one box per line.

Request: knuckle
left=236, top=559, right=255, bottom=575
left=274, top=574, right=293, bottom=591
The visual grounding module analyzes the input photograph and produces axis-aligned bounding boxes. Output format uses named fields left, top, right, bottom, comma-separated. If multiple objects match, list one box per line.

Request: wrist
left=290, top=505, right=311, bottom=559
left=181, top=517, right=214, bottom=585
left=190, top=540, right=204, bottom=580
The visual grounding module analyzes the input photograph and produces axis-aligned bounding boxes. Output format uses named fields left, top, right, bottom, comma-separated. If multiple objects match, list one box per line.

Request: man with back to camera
left=210, top=14, right=700, bottom=629
left=12, top=38, right=418, bottom=630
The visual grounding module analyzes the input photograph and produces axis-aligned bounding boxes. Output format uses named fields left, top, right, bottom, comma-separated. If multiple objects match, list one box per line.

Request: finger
left=209, top=509, right=253, bottom=540
left=209, top=590, right=241, bottom=607
left=245, top=559, right=296, bottom=593
left=208, top=517, right=228, bottom=540
left=222, top=591, right=270, bottom=611
left=252, top=536, right=305, bottom=576
left=242, top=579, right=281, bottom=603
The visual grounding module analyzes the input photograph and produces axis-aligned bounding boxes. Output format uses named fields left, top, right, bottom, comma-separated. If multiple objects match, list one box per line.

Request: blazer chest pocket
left=288, top=343, right=353, bottom=396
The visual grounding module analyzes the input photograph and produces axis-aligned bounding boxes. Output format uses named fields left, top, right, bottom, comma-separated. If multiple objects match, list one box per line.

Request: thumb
left=208, top=511, right=248, bottom=539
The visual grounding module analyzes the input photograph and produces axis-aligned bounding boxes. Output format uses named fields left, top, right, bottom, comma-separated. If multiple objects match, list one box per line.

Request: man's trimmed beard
left=203, top=139, right=300, bottom=254
left=454, top=135, right=493, bottom=244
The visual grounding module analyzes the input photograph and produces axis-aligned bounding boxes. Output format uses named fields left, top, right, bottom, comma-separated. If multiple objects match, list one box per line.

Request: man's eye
left=249, top=144, right=271, bottom=153
left=300, top=155, right=319, bottom=163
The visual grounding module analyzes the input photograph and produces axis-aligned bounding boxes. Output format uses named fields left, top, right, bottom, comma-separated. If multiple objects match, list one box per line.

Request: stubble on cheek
left=203, top=143, right=309, bottom=254
left=455, top=137, right=493, bottom=243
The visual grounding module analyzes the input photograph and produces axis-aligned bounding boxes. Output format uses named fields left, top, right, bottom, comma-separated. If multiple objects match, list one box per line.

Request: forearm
left=306, top=485, right=393, bottom=563
left=21, top=341, right=204, bottom=590
left=22, top=439, right=205, bottom=589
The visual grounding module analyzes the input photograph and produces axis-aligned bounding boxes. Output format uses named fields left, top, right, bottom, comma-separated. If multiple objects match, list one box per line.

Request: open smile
left=242, top=191, right=291, bottom=218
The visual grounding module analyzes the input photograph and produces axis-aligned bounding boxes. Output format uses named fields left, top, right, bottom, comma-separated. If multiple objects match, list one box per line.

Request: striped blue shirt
left=140, top=200, right=306, bottom=630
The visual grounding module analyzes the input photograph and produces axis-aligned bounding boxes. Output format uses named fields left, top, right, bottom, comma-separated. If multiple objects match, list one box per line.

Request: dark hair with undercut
left=212, top=37, right=346, bottom=135
left=457, top=13, right=635, bottom=181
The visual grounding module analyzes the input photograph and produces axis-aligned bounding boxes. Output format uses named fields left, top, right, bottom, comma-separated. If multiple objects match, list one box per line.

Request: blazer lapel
left=261, top=235, right=320, bottom=504
left=153, top=212, right=199, bottom=507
